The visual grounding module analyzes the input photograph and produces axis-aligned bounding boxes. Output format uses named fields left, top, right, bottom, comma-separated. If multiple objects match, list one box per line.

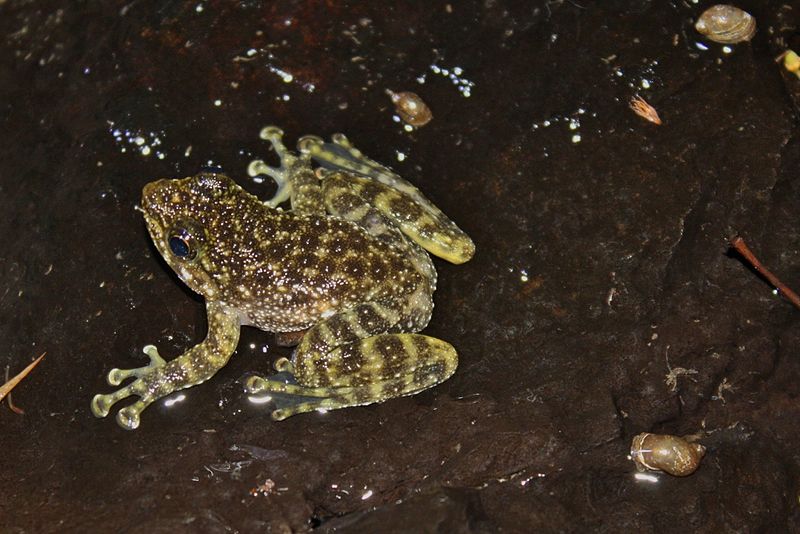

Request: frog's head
left=141, top=172, right=242, bottom=299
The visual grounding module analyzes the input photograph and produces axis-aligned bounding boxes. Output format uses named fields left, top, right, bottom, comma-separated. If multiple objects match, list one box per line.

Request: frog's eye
left=168, top=232, right=194, bottom=259
left=166, top=222, right=203, bottom=261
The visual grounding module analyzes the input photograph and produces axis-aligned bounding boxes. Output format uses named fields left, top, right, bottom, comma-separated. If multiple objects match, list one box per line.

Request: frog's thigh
left=321, top=173, right=408, bottom=248
left=259, top=333, right=457, bottom=420
left=299, top=332, right=456, bottom=389
left=294, top=299, right=422, bottom=377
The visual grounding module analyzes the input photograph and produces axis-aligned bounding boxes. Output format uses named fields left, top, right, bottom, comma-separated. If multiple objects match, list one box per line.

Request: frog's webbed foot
left=245, top=357, right=333, bottom=420
left=90, top=345, right=166, bottom=430
left=244, top=373, right=357, bottom=422
left=247, top=126, right=310, bottom=207
left=298, top=132, right=394, bottom=182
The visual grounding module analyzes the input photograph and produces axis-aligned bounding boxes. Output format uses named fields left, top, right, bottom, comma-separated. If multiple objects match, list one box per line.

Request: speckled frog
left=91, top=127, right=475, bottom=429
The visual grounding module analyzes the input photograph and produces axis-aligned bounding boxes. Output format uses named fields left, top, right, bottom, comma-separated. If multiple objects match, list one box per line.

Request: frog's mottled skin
left=91, top=126, right=474, bottom=430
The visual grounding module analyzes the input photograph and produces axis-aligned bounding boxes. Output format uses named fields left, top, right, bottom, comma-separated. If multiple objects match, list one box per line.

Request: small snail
left=630, top=433, right=706, bottom=477
left=386, top=89, right=433, bottom=127
left=695, top=5, right=756, bottom=44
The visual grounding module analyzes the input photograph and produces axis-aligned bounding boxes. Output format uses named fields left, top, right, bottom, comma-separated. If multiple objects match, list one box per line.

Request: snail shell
left=630, top=433, right=706, bottom=477
left=695, top=5, right=756, bottom=44
left=386, top=89, right=433, bottom=127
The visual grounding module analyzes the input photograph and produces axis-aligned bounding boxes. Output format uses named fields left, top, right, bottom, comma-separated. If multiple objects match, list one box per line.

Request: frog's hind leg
left=248, top=126, right=324, bottom=214
left=303, top=133, right=475, bottom=264
left=298, top=132, right=420, bottom=201
left=245, top=299, right=457, bottom=420
left=320, top=173, right=438, bottom=288
left=245, top=333, right=457, bottom=420
left=322, top=172, right=474, bottom=281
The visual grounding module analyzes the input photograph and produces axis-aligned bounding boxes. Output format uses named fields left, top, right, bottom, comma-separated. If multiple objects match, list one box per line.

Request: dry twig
left=730, top=236, right=800, bottom=310
left=1, top=352, right=46, bottom=412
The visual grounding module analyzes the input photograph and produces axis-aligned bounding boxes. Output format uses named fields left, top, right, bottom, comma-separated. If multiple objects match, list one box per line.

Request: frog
left=91, top=126, right=475, bottom=430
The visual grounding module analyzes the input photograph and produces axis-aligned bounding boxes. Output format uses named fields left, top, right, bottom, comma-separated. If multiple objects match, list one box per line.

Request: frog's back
left=213, top=207, right=425, bottom=332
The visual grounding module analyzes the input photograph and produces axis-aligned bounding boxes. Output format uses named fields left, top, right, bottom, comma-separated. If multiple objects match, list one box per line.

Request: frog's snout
left=141, top=179, right=167, bottom=205
left=141, top=179, right=177, bottom=223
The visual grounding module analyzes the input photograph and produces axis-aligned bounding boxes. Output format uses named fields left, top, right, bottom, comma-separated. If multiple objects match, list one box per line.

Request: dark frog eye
left=166, top=221, right=204, bottom=261
left=168, top=231, right=193, bottom=259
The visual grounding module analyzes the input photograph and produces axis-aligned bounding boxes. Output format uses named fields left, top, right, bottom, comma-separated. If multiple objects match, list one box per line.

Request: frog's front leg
left=247, top=126, right=324, bottom=214
left=245, top=302, right=458, bottom=420
left=91, top=302, right=240, bottom=430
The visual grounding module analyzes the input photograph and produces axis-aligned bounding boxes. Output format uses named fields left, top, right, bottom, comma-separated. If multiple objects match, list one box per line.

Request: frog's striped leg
left=91, top=302, right=240, bottom=430
left=247, top=126, right=324, bottom=214
left=246, top=334, right=457, bottom=420
left=245, top=300, right=458, bottom=420
left=320, top=172, right=437, bottom=286
left=323, top=171, right=474, bottom=266
left=297, top=132, right=433, bottom=209
left=299, top=133, right=475, bottom=264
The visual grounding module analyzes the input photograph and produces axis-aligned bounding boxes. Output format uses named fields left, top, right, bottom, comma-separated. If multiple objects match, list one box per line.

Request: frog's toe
left=274, top=357, right=293, bottom=372
left=244, top=374, right=293, bottom=394
left=270, top=398, right=342, bottom=421
left=259, top=125, right=285, bottom=143
left=266, top=177, right=292, bottom=207
left=116, top=401, right=147, bottom=430
left=243, top=359, right=294, bottom=396
left=272, top=408, right=291, bottom=421
left=244, top=375, right=263, bottom=393
left=91, top=382, right=155, bottom=430
left=107, top=367, right=139, bottom=386
left=106, top=345, right=166, bottom=385
left=90, top=393, right=113, bottom=418
left=246, top=374, right=328, bottom=397
left=247, top=159, right=293, bottom=207
left=258, top=126, right=293, bottom=163
left=91, top=381, right=133, bottom=415
left=330, top=132, right=354, bottom=149
left=297, top=134, right=324, bottom=155
left=272, top=405, right=307, bottom=421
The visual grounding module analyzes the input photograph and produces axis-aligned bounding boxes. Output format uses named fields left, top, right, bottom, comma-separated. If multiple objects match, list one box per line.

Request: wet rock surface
left=2, top=1, right=800, bottom=531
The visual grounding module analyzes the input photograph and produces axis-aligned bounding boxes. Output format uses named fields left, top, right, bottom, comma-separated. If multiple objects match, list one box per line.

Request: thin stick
left=730, top=236, right=800, bottom=310
left=0, top=352, right=46, bottom=405
left=4, top=366, right=25, bottom=414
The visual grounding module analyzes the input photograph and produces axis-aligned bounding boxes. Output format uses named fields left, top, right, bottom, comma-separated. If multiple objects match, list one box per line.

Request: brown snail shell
left=695, top=5, right=756, bottom=44
left=386, top=89, right=433, bottom=127
left=630, top=433, right=706, bottom=477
